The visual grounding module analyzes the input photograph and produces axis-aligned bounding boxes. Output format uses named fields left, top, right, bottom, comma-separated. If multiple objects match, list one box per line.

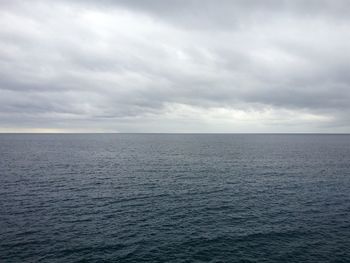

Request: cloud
left=0, top=0, right=349, bottom=132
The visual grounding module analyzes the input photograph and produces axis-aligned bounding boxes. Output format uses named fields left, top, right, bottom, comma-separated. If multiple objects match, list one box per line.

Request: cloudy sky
left=1, top=0, right=350, bottom=133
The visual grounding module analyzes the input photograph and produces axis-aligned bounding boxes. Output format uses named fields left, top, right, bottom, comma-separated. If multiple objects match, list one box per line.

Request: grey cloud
left=71, top=0, right=350, bottom=29
left=0, top=0, right=350, bottom=132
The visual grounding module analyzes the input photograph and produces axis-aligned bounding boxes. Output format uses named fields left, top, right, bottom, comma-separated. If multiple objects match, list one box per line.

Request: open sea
left=0, top=134, right=350, bottom=262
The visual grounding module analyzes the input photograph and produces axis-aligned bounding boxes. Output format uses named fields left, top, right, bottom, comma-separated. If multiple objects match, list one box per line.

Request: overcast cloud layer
left=1, top=0, right=350, bottom=132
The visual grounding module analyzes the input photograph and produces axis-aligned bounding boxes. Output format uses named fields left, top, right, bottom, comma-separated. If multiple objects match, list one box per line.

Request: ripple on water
left=1, top=134, right=350, bottom=262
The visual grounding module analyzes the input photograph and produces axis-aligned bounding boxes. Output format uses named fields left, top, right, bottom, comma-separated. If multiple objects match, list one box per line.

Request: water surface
left=1, top=134, right=350, bottom=262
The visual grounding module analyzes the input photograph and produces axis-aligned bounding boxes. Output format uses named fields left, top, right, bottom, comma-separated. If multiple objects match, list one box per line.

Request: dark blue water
left=1, top=134, right=350, bottom=262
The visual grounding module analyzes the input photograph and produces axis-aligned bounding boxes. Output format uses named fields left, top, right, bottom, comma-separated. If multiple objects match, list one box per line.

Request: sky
left=1, top=0, right=350, bottom=133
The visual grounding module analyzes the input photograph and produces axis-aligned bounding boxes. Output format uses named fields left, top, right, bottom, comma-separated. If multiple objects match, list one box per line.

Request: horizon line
left=0, top=132, right=350, bottom=135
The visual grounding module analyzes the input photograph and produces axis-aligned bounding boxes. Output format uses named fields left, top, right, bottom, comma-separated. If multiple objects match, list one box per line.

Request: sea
left=0, top=134, right=350, bottom=262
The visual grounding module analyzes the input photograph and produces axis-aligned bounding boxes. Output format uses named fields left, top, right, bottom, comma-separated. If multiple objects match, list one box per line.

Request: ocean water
left=1, top=134, right=350, bottom=263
